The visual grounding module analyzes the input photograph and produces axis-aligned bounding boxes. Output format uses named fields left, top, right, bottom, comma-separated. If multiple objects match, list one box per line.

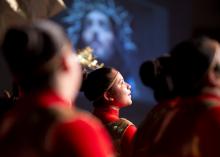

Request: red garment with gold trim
left=94, top=107, right=137, bottom=157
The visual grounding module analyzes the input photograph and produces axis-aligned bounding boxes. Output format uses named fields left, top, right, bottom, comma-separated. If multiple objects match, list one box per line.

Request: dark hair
left=81, top=67, right=117, bottom=103
left=170, top=36, right=216, bottom=96
left=140, top=36, right=217, bottom=100
left=139, top=56, right=175, bottom=101
left=1, top=20, right=69, bottom=93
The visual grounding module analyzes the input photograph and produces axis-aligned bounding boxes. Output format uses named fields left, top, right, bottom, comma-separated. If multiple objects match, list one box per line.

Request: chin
left=127, top=100, right=132, bottom=106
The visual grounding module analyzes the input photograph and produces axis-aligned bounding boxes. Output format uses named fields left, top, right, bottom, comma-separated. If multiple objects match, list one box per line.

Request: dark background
left=1, top=0, right=220, bottom=125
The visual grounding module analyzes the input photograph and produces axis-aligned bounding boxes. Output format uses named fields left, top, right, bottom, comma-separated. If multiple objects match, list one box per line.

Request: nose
left=127, top=82, right=131, bottom=90
left=91, top=31, right=100, bottom=42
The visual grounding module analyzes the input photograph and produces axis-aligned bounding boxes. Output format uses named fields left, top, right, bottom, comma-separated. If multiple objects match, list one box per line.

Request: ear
left=60, top=53, right=73, bottom=71
left=103, top=91, right=114, bottom=101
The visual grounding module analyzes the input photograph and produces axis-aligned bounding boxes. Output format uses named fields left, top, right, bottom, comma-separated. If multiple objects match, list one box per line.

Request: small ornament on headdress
left=77, top=47, right=104, bottom=72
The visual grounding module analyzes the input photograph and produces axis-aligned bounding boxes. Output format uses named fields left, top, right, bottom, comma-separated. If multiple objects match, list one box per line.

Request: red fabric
left=37, top=90, right=72, bottom=108
left=133, top=94, right=220, bottom=157
left=0, top=90, right=115, bottom=157
left=94, top=106, right=137, bottom=157
left=93, top=107, right=120, bottom=123
left=121, top=125, right=137, bottom=157
left=52, top=113, right=115, bottom=157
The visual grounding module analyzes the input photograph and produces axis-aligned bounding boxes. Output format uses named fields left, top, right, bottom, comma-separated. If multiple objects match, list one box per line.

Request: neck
left=110, top=105, right=120, bottom=110
left=97, top=104, right=119, bottom=112
left=52, top=75, right=74, bottom=105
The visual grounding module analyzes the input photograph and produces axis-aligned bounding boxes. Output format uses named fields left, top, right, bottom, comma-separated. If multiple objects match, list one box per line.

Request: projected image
left=62, top=0, right=136, bottom=63
left=53, top=0, right=169, bottom=104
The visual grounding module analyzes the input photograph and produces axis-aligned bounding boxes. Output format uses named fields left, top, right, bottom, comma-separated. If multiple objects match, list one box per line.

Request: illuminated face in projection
left=81, top=10, right=115, bottom=61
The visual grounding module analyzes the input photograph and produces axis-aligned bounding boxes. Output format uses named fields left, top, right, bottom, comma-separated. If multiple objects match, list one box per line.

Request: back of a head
left=139, top=56, right=175, bottom=102
left=1, top=20, right=69, bottom=93
left=170, top=36, right=216, bottom=97
left=81, top=67, right=118, bottom=104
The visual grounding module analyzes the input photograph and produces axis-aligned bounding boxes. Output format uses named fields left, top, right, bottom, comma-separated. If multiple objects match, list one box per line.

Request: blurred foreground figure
left=133, top=37, right=220, bottom=157
left=0, top=20, right=115, bottom=157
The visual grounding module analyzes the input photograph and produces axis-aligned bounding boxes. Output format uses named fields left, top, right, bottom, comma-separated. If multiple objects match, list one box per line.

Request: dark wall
left=0, top=52, right=12, bottom=95
left=153, top=0, right=220, bottom=46
left=152, top=0, right=192, bottom=47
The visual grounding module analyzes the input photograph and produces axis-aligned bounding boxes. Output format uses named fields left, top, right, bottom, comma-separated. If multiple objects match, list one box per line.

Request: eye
left=84, top=19, right=92, bottom=29
left=120, top=79, right=125, bottom=85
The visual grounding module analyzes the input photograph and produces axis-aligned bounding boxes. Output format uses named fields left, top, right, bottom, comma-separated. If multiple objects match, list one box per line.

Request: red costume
left=133, top=93, right=220, bottom=157
left=94, top=106, right=137, bottom=157
left=0, top=90, right=115, bottom=157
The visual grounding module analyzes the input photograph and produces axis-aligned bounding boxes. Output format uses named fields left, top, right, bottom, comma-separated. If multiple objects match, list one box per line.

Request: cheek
left=82, top=30, right=93, bottom=43
left=121, top=93, right=132, bottom=105
left=113, top=88, right=132, bottom=107
left=100, top=32, right=114, bottom=44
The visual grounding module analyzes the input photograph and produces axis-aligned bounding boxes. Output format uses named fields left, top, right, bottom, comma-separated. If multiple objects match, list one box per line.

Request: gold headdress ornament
left=77, top=47, right=104, bottom=71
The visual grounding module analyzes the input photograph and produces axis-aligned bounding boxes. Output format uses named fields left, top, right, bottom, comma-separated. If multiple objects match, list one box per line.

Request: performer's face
left=107, top=70, right=132, bottom=108
left=81, top=10, right=115, bottom=61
